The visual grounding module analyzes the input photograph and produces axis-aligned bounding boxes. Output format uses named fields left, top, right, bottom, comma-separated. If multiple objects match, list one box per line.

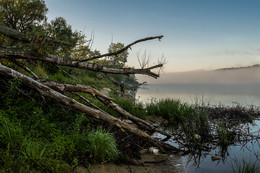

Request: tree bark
left=0, top=48, right=161, bottom=78
left=37, top=79, right=172, bottom=138
left=0, top=63, right=178, bottom=152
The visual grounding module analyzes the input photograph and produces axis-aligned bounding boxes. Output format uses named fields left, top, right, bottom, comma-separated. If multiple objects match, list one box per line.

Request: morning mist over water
left=136, top=65, right=260, bottom=106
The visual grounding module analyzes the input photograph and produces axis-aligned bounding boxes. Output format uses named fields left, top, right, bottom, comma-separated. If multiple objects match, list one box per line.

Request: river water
left=136, top=83, right=260, bottom=106
left=137, top=83, right=260, bottom=172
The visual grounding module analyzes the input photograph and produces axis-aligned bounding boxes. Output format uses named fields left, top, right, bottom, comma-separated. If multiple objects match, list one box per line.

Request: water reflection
left=141, top=83, right=260, bottom=172
left=161, top=120, right=260, bottom=173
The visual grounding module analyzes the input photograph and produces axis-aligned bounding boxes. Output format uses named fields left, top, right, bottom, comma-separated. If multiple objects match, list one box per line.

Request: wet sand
left=74, top=153, right=184, bottom=173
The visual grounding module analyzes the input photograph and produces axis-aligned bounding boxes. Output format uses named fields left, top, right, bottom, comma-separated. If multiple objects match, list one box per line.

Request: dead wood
left=0, top=63, right=178, bottom=153
left=0, top=25, right=180, bottom=154
left=10, top=59, right=39, bottom=79
left=81, top=35, right=163, bottom=62
left=38, top=79, right=172, bottom=138
left=0, top=48, right=161, bottom=78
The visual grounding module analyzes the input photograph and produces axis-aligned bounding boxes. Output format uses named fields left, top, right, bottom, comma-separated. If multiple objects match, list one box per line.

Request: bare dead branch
left=0, top=48, right=162, bottom=78
left=87, top=31, right=95, bottom=51
left=0, top=63, right=174, bottom=152
left=11, top=59, right=39, bottom=79
left=39, top=80, right=113, bottom=101
left=75, top=93, right=106, bottom=113
left=81, top=35, right=164, bottom=62
left=96, top=96, right=173, bottom=139
left=55, top=65, right=78, bottom=81
left=137, top=50, right=151, bottom=69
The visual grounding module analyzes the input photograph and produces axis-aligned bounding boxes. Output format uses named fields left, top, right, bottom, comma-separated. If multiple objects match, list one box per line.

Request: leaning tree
left=0, top=25, right=179, bottom=153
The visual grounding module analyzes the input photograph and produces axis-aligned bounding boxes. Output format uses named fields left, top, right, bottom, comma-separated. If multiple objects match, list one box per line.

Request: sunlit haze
left=45, top=0, right=260, bottom=73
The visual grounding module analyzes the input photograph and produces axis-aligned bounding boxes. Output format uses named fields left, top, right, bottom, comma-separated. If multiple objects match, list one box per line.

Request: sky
left=45, top=0, right=260, bottom=73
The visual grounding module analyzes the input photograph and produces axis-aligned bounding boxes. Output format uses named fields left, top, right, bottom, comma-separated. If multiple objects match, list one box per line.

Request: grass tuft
left=87, top=129, right=119, bottom=163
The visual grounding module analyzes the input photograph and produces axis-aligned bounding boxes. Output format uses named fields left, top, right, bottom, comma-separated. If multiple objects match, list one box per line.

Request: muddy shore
left=74, top=153, right=184, bottom=173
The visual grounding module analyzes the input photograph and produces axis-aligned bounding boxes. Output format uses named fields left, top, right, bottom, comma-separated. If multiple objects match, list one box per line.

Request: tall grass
left=0, top=88, right=119, bottom=171
left=116, top=97, right=146, bottom=119
left=87, top=129, right=119, bottom=162
left=231, top=157, right=260, bottom=173
left=146, top=99, right=208, bottom=132
left=145, top=98, right=209, bottom=151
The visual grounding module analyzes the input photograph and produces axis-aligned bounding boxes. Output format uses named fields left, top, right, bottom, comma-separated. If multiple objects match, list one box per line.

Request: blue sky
left=45, top=0, right=260, bottom=72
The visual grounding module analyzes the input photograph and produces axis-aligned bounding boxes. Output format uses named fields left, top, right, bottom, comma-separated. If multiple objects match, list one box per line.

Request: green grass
left=231, top=157, right=260, bottom=173
left=115, top=97, right=146, bottom=119
left=0, top=85, right=120, bottom=172
left=145, top=98, right=209, bottom=151
left=87, top=129, right=119, bottom=163
left=146, top=98, right=209, bottom=133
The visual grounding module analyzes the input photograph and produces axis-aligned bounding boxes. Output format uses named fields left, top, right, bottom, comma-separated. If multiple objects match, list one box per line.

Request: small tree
left=108, top=42, right=128, bottom=68
left=0, top=0, right=48, bottom=32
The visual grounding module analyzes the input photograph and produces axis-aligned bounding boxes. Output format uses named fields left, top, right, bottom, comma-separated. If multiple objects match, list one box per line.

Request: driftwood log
left=0, top=25, right=177, bottom=153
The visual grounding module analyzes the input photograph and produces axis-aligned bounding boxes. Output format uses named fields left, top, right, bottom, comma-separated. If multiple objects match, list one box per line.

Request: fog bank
left=137, top=66, right=260, bottom=84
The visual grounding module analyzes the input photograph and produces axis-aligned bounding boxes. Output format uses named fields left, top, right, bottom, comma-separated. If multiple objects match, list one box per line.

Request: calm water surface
left=136, top=83, right=260, bottom=106
left=140, top=83, right=260, bottom=172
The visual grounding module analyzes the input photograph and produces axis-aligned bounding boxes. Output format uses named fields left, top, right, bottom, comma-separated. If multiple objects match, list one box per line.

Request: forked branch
left=81, top=35, right=164, bottom=62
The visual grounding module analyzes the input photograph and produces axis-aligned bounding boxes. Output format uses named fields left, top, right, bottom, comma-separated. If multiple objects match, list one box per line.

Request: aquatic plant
left=231, top=157, right=260, bottom=173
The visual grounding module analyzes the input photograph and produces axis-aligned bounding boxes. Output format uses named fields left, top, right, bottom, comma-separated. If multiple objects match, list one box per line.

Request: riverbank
left=75, top=153, right=184, bottom=173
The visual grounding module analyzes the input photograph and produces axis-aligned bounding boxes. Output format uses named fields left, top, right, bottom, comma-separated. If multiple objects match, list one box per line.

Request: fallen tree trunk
left=0, top=48, right=161, bottom=78
left=96, top=96, right=172, bottom=138
left=0, top=63, right=178, bottom=152
left=40, top=80, right=113, bottom=101
left=38, top=79, right=172, bottom=138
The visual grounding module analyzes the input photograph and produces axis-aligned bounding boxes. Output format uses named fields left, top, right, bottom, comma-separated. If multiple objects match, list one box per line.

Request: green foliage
left=0, top=86, right=122, bottom=172
left=217, top=121, right=235, bottom=147
left=116, top=97, right=146, bottom=119
left=107, top=42, right=128, bottom=68
left=21, top=139, right=47, bottom=163
left=72, top=44, right=101, bottom=60
left=46, top=17, right=83, bottom=56
left=0, top=0, right=48, bottom=32
left=0, top=117, right=23, bottom=149
left=87, top=129, right=119, bottom=163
